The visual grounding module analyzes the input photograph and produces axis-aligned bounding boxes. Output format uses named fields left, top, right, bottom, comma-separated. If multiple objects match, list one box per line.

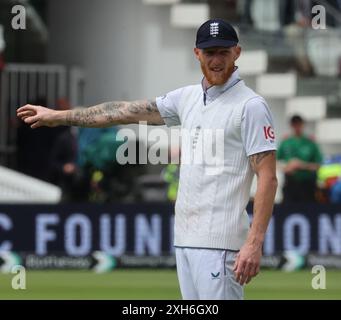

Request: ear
left=194, top=47, right=201, bottom=60
left=234, top=45, right=241, bottom=61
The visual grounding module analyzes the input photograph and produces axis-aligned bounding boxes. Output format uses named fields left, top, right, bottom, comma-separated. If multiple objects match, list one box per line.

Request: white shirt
left=155, top=69, right=277, bottom=250
left=156, top=69, right=276, bottom=157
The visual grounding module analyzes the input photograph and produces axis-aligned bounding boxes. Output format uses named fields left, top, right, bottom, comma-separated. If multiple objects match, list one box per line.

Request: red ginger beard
left=201, top=62, right=236, bottom=87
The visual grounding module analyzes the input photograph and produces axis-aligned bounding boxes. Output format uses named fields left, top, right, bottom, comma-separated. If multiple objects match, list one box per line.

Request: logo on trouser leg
left=211, top=272, right=220, bottom=280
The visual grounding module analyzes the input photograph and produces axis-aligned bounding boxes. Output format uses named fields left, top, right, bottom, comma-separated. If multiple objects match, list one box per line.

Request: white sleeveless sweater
left=174, top=80, right=259, bottom=250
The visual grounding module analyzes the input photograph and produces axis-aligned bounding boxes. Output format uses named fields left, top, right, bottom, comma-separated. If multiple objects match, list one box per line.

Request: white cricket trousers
left=175, top=247, right=244, bottom=300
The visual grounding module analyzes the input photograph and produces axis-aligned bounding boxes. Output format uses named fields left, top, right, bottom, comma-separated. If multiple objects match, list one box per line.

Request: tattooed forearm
left=127, top=100, right=159, bottom=115
left=64, top=99, right=163, bottom=127
left=146, top=100, right=159, bottom=113
left=249, top=151, right=276, bottom=172
left=126, top=100, right=162, bottom=125
left=64, top=102, right=122, bottom=126
left=103, top=102, right=126, bottom=123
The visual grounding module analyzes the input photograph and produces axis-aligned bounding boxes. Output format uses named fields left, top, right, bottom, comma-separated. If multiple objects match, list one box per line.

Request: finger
left=31, top=121, right=42, bottom=129
left=239, top=263, right=252, bottom=285
left=24, top=116, right=40, bottom=125
left=17, top=105, right=38, bottom=113
left=17, top=111, right=36, bottom=118
left=245, top=265, right=260, bottom=285
left=238, top=269, right=248, bottom=285
left=18, top=113, right=35, bottom=120
left=235, top=261, right=246, bottom=284
left=236, top=270, right=244, bottom=284
left=245, top=275, right=253, bottom=284
left=251, top=264, right=259, bottom=277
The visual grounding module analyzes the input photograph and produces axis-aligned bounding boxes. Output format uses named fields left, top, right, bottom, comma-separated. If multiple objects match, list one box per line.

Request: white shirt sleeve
left=155, top=87, right=184, bottom=127
left=241, top=97, right=277, bottom=157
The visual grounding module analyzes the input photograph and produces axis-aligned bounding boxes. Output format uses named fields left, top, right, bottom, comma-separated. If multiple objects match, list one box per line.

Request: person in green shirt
left=277, top=115, right=323, bottom=203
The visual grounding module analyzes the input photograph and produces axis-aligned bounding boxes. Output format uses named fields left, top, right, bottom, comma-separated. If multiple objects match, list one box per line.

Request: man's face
left=291, top=122, right=304, bottom=136
left=194, top=46, right=241, bottom=86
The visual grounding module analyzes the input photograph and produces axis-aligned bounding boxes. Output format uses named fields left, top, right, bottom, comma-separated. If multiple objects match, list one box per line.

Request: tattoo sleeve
left=64, top=99, right=164, bottom=127
left=249, top=151, right=276, bottom=174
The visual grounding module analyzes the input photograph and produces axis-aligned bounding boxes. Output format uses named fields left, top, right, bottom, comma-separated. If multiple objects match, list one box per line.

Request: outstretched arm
left=17, top=99, right=165, bottom=128
left=234, top=150, right=278, bottom=285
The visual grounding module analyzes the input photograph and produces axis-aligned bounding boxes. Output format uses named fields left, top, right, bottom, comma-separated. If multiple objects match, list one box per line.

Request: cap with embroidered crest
left=195, top=19, right=239, bottom=49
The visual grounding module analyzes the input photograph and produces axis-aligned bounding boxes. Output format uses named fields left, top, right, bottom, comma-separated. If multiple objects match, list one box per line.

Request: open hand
left=233, top=242, right=262, bottom=285
left=17, top=104, right=59, bottom=128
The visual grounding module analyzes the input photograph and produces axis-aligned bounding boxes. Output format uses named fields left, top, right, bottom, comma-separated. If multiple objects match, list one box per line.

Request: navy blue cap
left=196, top=19, right=239, bottom=49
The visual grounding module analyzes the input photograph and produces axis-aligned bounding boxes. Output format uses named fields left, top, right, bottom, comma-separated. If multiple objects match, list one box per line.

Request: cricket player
left=17, top=19, right=278, bottom=300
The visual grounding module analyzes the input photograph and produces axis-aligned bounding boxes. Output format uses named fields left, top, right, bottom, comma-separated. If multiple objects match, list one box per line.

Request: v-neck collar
left=201, top=67, right=241, bottom=105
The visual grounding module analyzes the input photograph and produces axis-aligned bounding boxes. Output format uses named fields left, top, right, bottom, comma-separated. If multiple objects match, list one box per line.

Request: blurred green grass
left=0, top=269, right=340, bottom=300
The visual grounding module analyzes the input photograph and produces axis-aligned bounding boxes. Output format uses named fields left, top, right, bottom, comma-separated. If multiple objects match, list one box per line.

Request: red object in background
left=325, top=176, right=339, bottom=189
left=56, top=98, right=71, bottom=110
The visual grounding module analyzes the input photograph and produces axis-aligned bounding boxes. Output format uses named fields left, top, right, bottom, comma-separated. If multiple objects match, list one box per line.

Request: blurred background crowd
left=0, top=0, right=341, bottom=205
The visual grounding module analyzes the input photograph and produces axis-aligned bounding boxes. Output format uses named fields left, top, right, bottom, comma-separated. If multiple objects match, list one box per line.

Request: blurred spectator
left=317, top=157, right=341, bottom=203
left=48, top=99, right=82, bottom=202
left=280, top=0, right=315, bottom=76
left=277, top=115, right=323, bottom=203
left=317, top=161, right=341, bottom=190
left=77, top=126, right=117, bottom=202
left=17, top=97, right=58, bottom=181
left=77, top=126, right=141, bottom=202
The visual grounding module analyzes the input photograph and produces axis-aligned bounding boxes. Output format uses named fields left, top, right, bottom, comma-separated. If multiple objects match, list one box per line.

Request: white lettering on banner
left=65, top=214, right=92, bottom=256
left=283, top=214, right=310, bottom=255
left=36, top=214, right=59, bottom=255
left=0, top=214, right=13, bottom=252
left=100, top=214, right=126, bottom=255
left=135, top=214, right=162, bottom=256
left=2, top=211, right=339, bottom=255
left=32, top=213, right=167, bottom=256
left=319, top=214, right=341, bottom=254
